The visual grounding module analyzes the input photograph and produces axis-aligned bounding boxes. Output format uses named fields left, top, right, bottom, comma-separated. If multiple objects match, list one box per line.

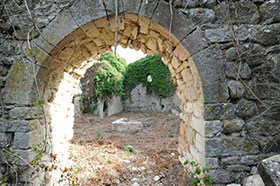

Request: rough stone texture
left=108, top=96, right=123, bottom=117
left=227, top=80, right=245, bottom=99
left=112, top=118, right=144, bottom=133
left=258, top=155, right=280, bottom=186
left=223, top=120, right=245, bottom=134
left=192, top=45, right=228, bottom=103
left=1, top=0, right=280, bottom=185
left=205, top=137, right=259, bottom=157
left=205, top=120, right=223, bottom=138
left=259, top=1, right=280, bottom=24
left=225, top=62, right=251, bottom=79
left=204, top=103, right=236, bottom=120
left=123, top=84, right=180, bottom=112
left=243, top=174, right=265, bottom=186
left=208, top=169, right=235, bottom=184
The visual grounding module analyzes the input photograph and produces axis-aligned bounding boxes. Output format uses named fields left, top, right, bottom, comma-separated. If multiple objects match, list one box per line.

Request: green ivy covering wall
left=123, top=54, right=176, bottom=99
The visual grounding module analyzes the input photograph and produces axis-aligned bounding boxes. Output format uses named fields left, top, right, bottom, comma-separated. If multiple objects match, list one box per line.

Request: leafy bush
left=92, top=52, right=127, bottom=100
left=123, top=53, right=176, bottom=99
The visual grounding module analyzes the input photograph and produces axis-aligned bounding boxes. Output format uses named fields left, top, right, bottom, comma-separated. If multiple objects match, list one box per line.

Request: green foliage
left=33, top=99, right=43, bottom=108
left=92, top=52, right=127, bottom=100
left=183, top=160, right=213, bottom=186
left=32, top=143, right=44, bottom=164
left=123, top=53, right=176, bottom=99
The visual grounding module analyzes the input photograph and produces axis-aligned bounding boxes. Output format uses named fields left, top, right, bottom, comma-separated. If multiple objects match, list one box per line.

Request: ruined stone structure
left=0, top=0, right=279, bottom=185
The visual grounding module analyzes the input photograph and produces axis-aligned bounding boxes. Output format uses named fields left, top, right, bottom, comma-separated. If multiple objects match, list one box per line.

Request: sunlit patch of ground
left=69, top=112, right=191, bottom=186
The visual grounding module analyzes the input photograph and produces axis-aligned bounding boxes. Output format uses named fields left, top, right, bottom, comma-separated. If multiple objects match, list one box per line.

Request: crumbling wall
left=0, top=0, right=279, bottom=185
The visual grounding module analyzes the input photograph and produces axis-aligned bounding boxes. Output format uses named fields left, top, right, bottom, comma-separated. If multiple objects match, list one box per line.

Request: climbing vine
left=123, top=53, right=177, bottom=99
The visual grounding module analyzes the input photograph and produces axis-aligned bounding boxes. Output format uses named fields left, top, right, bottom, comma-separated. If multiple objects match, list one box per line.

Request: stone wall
left=123, top=84, right=180, bottom=112
left=0, top=0, right=279, bottom=185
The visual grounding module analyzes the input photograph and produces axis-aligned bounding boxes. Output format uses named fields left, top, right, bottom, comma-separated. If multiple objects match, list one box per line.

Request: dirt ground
left=69, top=111, right=191, bottom=186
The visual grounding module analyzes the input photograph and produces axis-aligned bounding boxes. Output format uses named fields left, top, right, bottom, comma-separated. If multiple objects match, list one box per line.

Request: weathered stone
left=180, top=8, right=216, bottom=24
left=180, top=29, right=208, bottom=55
left=205, top=26, right=232, bottom=43
left=12, top=149, right=36, bottom=166
left=215, top=1, right=259, bottom=24
left=236, top=99, right=257, bottom=118
left=3, top=59, right=36, bottom=104
left=258, top=155, right=280, bottom=186
left=12, top=127, right=45, bottom=150
left=222, top=156, right=241, bottom=165
left=208, top=169, right=235, bottom=184
left=249, top=24, right=280, bottom=46
left=240, top=43, right=267, bottom=66
left=68, top=0, right=107, bottom=27
left=223, top=119, right=245, bottom=134
left=138, top=0, right=159, bottom=19
left=0, top=120, right=41, bottom=132
left=226, top=165, right=250, bottom=172
left=205, top=157, right=220, bottom=169
left=9, top=107, right=42, bottom=120
left=259, top=1, right=280, bottom=24
left=107, top=96, right=123, bottom=117
left=205, top=137, right=259, bottom=157
left=204, top=103, right=236, bottom=120
left=243, top=174, right=265, bottom=186
left=247, top=83, right=280, bottom=100
left=205, top=120, right=223, bottom=138
left=225, top=62, right=251, bottom=79
left=0, top=133, right=13, bottom=148
left=192, top=45, right=228, bottom=103
left=225, top=47, right=238, bottom=61
left=240, top=154, right=273, bottom=166
left=227, top=80, right=245, bottom=99
left=112, top=118, right=144, bottom=133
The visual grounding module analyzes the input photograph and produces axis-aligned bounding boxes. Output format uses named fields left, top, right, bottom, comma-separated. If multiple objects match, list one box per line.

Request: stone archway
left=2, top=0, right=262, bottom=185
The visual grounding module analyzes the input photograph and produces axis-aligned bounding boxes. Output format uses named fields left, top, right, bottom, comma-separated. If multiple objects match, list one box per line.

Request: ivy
left=123, top=53, right=176, bottom=99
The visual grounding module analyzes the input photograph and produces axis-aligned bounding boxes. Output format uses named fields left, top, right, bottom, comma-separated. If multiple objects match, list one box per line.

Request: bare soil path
left=69, top=111, right=190, bottom=186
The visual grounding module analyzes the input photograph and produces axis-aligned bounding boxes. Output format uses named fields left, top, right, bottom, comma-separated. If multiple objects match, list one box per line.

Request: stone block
left=258, top=155, right=280, bottom=186
left=259, top=1, right=280, bottom=24
left=0, top=132, right=13, bottom=148
left=9, top=107, right=42, bottom=120
left=236, top=99, right=257, bottom=118
left=191, top=117, right=205, bottom=136
left=249, top=24, right=280, bottom=45
left=112, top=118, right=143, bottom=133
left=225, top=62, right=251, bottom=79
left=205, top=26, right=232, bottom=43
left=3, top=59, right=36, bottom=104
left=205, top=157, right=220, bottom=169
left=208, top=169, right=235, bottom=184
left=0, top=120, right=41, bottom=132
left=226, top=165, right=250, bottom=172
left=222, top=156, right=241, bottom=165
left=139, top=0, right=159, bottom=19
left=180, top=8, right=216, bottom=24
left=107, top=96, right=123, bottom=117
left=12, top=127, right=45, bottom=150
left=180, top=29, right=208, bottom=56
left=205, top=137, right=259, bottom=157
left=205, top=120, right=223, bottom=138
left=69, top=0, right=108, bottom=27
left=223, top=119, right=245, bottom=134
left=214, top=1, right=259, bottom=24
left=204, top=103, right=236, bottom=120
left=243, top=174, right=265, bottom=186
left=13, top=149, right=36, bottom=166
left=192, top=45, right=228, bottom=103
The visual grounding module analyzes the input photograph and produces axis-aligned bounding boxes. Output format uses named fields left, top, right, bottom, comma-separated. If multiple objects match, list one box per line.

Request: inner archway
left=33, top=14, right=205, bottom=184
